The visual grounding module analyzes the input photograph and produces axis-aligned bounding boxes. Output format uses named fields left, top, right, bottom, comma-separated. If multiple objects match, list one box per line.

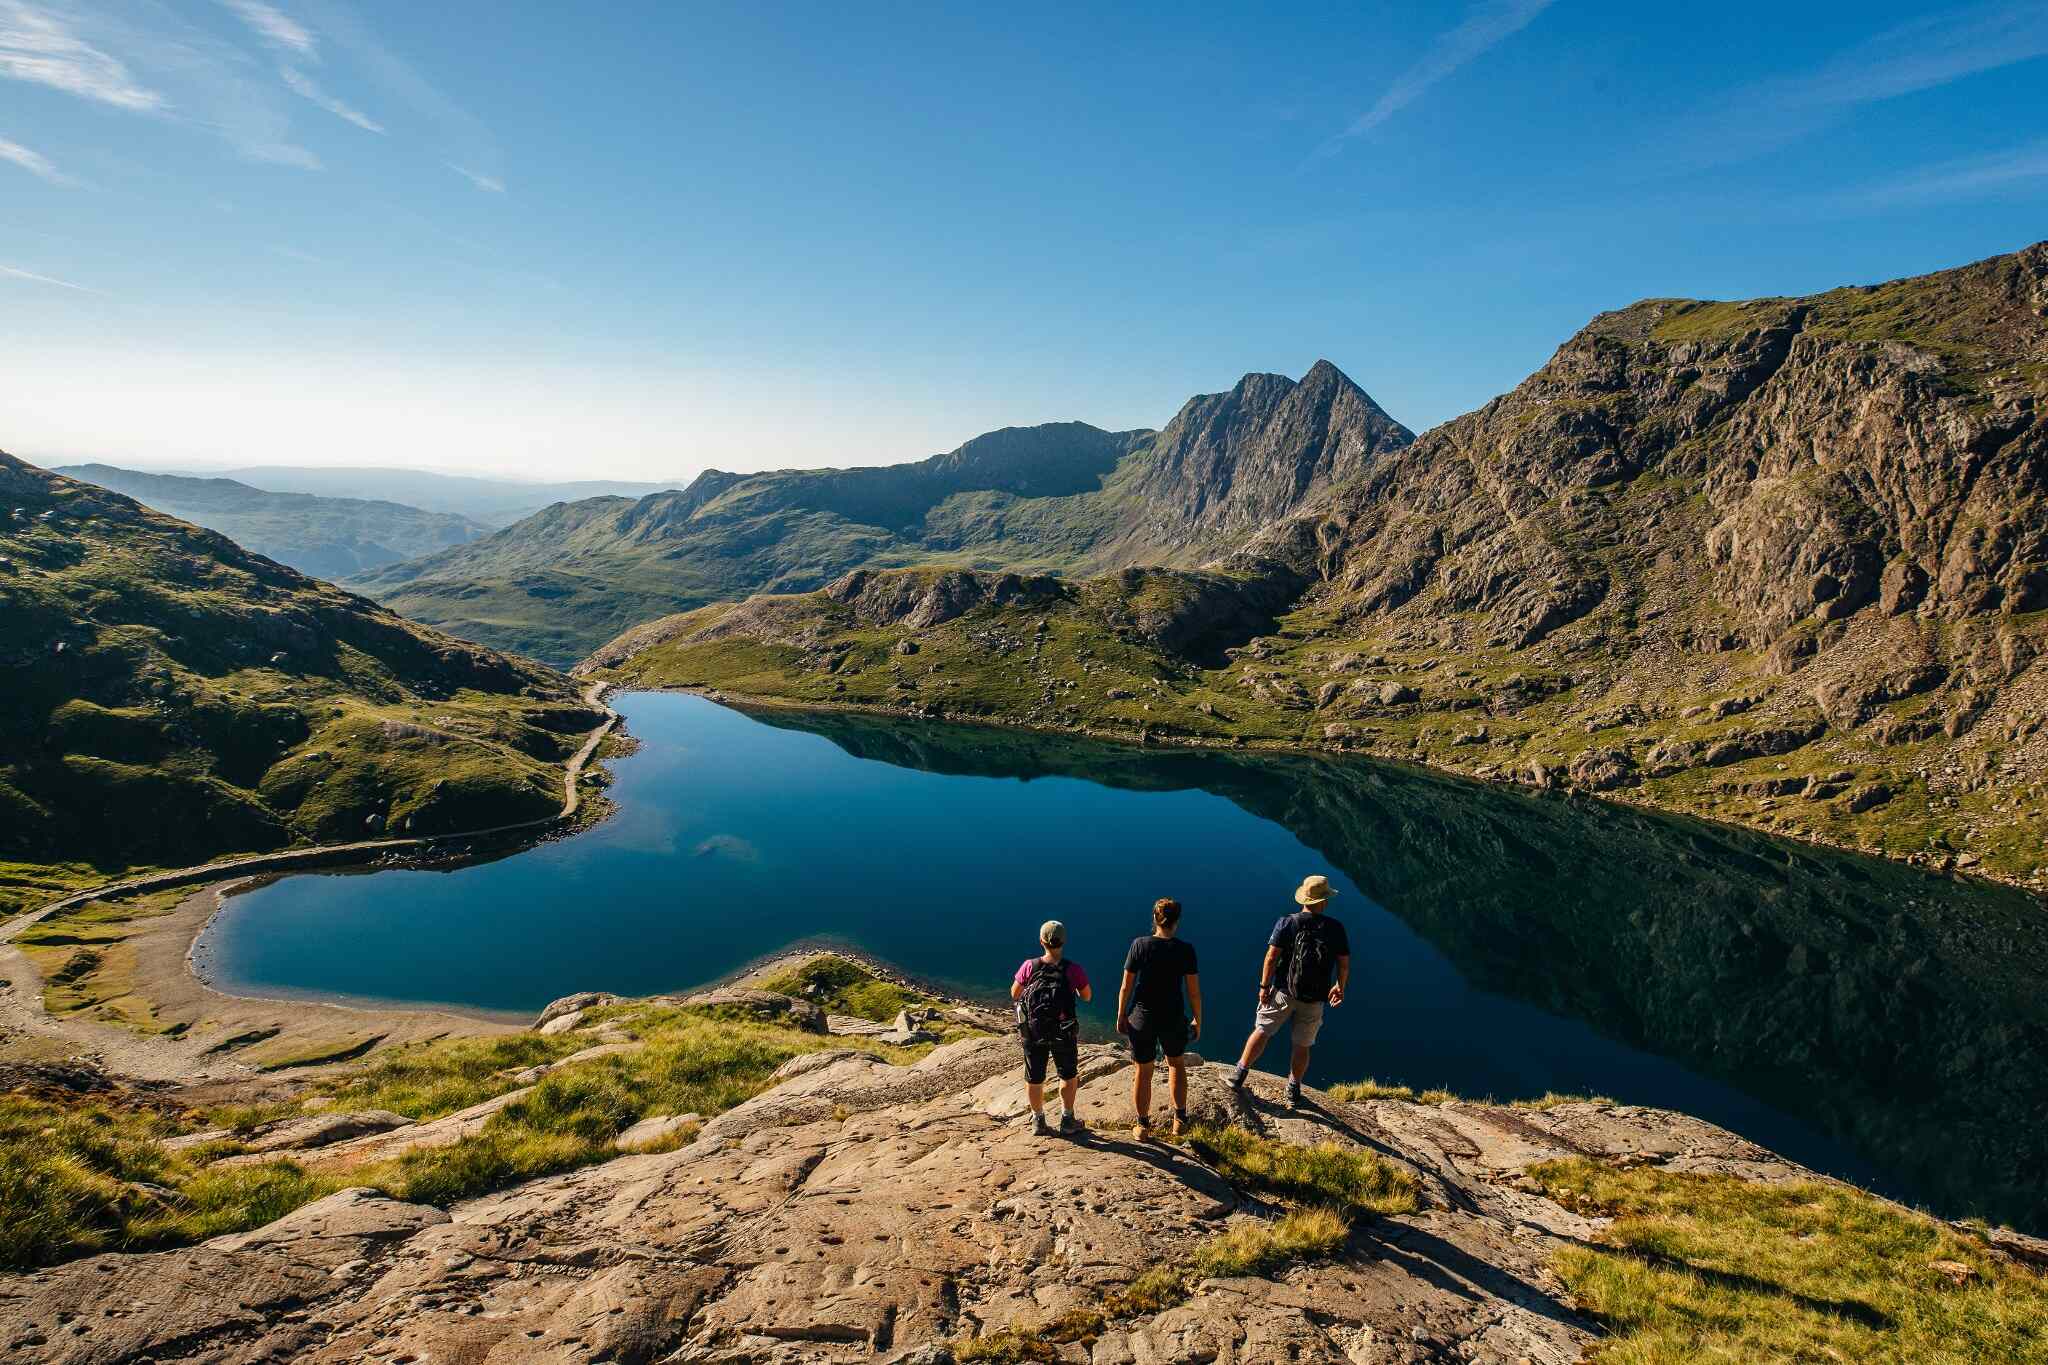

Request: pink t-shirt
left=1014, top=957, right=1089, bottom=993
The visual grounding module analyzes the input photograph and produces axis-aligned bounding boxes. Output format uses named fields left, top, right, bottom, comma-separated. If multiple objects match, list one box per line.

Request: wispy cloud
left=449, top=163, right=503, bottom=193
left=281, top=64, right=381, bottom=132
left=0, top=132, right=72, bottom=184
left=1852, top=137, right=2048, bottom=207
left=0, top=0, right=164, bottom=110
left=295, top=0, right=502, bottom=187
left=1665, top=1, right=2048, bottom=168
left=1315, top=0, right=1555, bottom=157
left=219, top=0, right=314, bottom=57
left=1, top=262, right=102, bottom=294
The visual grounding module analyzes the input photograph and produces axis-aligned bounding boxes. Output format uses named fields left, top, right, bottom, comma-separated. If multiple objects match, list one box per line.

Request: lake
left=197, top=690, right=2048, bottom=1230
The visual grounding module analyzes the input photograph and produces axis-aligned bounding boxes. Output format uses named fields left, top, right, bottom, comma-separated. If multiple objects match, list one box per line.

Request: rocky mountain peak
left=1103, top=362, right=1413, bottom=564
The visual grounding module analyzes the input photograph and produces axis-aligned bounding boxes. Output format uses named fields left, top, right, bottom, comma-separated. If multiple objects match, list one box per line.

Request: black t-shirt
left=1123, top=934, right=1197, bottom=1027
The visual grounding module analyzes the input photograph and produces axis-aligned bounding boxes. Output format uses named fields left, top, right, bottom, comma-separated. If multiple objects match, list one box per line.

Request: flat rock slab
left=0, top=1036, right=1823, bottom=1363
left=295, top=1086, right=533, bottom=1172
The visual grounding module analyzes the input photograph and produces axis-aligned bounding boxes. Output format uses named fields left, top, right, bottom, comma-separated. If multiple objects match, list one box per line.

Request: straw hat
left=1293, top=875, right=1336, bottom=907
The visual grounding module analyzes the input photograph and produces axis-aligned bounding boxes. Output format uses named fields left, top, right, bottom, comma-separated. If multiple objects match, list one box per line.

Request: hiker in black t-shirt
left=1114, top=897, right=1203, bottom=1140
left=1229, top=874, right=1350, bottom=1108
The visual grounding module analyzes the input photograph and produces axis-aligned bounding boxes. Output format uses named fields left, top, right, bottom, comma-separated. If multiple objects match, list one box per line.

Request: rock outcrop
left=0, top=1037, right=1824, bottom=1363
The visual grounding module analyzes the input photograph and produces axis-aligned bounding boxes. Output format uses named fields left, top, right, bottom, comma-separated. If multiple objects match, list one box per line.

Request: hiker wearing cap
left=1012, top=919, right=1093, bottom=1136
left=1116, top=897, right=1203, bottom=1141
left=1229, top=874, right=1350, bottom=1108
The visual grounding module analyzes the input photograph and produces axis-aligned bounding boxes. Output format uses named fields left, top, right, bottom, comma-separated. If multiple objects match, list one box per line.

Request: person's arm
left=1329, top=955, right=1350, bottom=1006
left=1116, top=970, right=1136, bottom=1032
left=1186, top=972, right=1202, bottom=1039
left=1073, top=962, right=1093, bottom=1004
left=1257, top=945, right=1282, bottom=1004
left=1010, top=964, right=1025, bottom=1001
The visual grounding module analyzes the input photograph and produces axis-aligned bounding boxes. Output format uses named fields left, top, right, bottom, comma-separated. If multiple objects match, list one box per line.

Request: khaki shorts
left=1253, top=990, right=1325, bottom=1047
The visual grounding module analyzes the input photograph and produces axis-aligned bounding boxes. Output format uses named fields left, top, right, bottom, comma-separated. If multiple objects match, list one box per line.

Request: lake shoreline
left=642, top=682, right=2044, bottom=903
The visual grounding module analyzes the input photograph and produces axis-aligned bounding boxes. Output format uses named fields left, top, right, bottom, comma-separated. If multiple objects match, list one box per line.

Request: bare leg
left=1166, top=1055, right=1188, bottom=1114
left=1289, top=1044, right=1311, bottom=1083
left=1133, top=1061, right=1154, bottom=1125
left=1027, top=1079, right=1045, bottom=1113
left=1060, top=1074, right=1080, bottom=1114
left=1237, top=1029, right=1270, bottom=1070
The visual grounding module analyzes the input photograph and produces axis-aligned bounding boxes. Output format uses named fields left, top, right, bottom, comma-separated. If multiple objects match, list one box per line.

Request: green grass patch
left=1185, top=1124, right=1419, bottom=1217
left=1189, top=1206, right=1352, bottom=1278
left=1532, top=1158, right=2048, bottom=1363
left=1327, top=1078, right=1417, bottom=1102
left=754, top=955, right=924, bottom=1022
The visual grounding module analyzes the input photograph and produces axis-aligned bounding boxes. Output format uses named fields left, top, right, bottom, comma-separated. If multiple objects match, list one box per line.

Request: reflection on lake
left=200, top=692, right=2048, bottom=1230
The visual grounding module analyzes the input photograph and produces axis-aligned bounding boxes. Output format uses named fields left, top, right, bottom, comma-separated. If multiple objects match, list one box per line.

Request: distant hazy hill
left=207, top=465, right=680, bottom=527
left=351, top=369, right=1412, bottom=663
left=55, top=465, right=492, bottom=580
left=0, top=452, right=602, bottom=912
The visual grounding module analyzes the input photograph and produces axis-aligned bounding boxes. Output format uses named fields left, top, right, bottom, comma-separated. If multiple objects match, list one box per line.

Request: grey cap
left=1039, top=919, right=1066, bottom=948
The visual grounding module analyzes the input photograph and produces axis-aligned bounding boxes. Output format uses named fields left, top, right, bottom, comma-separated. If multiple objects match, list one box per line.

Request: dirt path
left=0, top=684, right=618, bottom=1081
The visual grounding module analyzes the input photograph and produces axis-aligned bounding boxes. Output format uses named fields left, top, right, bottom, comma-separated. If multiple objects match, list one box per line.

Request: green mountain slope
left=589, top=242, right=2048, bottom=889
left=54, top=465, right=492, bottom=579
left=351, top=368, right=1412, bottom=665
left=0, top=453, right=604, bottom=914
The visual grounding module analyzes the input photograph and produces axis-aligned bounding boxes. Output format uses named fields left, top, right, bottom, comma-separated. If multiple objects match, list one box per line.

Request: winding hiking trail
left=0, top=684, right=621, bottom=1081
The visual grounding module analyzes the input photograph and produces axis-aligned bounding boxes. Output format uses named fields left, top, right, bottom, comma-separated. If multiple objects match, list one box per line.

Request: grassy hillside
left=589, top=243, right=2048, bottom=893
left=55, top=464, right=491, bottom=579
left=0, top=452, right=604, bottom=915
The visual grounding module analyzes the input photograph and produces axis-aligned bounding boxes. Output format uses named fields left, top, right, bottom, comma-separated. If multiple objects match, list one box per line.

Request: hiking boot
left=1028, top=1111, right=1051, bottom=1136
left=1169, top=1110, right=1189, bottom=1138
left=1228, top=1064, right=1248, bottom=1091
left=1285, top=1080, right=1303, bottom=1109
left=1058, top=1110, right=1081, bottom=1135
left=1131, top=1120, right=1152, bottom=1142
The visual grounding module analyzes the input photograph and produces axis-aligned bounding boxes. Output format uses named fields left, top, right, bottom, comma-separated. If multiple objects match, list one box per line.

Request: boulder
left=679, top=986, right=827, bottom=1033
left=538, top=1009, right=586, bottom=1036
left=535, top=991, right=616, bottom=1029
left=1378, top=681, right=1419, bottom=705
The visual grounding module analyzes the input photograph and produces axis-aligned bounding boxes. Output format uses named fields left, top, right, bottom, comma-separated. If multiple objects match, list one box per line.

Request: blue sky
left=3, top=1, right=2046, bottom=480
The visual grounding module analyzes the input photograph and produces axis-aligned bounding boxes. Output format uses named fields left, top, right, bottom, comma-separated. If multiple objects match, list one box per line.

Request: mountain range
left=0, top=453, right=602, bottom=913
left=54, top=465, right=493, bottom=580
left=586, top=241, right=2048, bottom=888
left=348, top=363, right=1412, bottom=664
left=189, top=466, right=680, bottom=527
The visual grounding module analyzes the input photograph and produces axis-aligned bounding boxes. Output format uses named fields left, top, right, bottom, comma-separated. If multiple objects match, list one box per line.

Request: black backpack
left=1017, top=958, right=1077, bottom=1044
left=1284, top=914, right=1337, bottom=1000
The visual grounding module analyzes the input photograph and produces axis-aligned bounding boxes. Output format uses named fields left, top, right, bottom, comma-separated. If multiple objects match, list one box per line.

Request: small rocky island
left=2, top=950, right=2042, bottom=1363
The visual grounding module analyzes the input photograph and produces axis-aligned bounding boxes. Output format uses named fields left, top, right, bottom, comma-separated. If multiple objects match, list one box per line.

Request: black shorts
left=1127, top=1015, right=1189, bottom=1063
left=1022, top=1034, right=1078, bottom=1085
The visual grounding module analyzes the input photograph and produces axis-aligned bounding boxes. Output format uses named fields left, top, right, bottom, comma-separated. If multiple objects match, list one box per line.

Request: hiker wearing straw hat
left=1011, top=919, right=1093, bottom=1137
left=1228, top=874, right=1351, bottom=1108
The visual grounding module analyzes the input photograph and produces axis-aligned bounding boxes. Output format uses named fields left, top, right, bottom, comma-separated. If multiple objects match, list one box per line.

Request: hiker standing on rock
left=1116, top=896, right=1203, bottom=1141
left=1229, top=874, right=1350, bottom=1108
left=1013, top=919, right=1092, bottom=1136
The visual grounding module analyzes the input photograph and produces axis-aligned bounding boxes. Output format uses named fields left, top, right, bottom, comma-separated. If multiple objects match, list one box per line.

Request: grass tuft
left=1185, top=1123, right=1420, bottom=1216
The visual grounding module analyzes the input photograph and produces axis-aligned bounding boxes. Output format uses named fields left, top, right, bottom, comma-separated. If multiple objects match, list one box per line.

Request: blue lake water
left=198, top=691, right=2048, bottom=1230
